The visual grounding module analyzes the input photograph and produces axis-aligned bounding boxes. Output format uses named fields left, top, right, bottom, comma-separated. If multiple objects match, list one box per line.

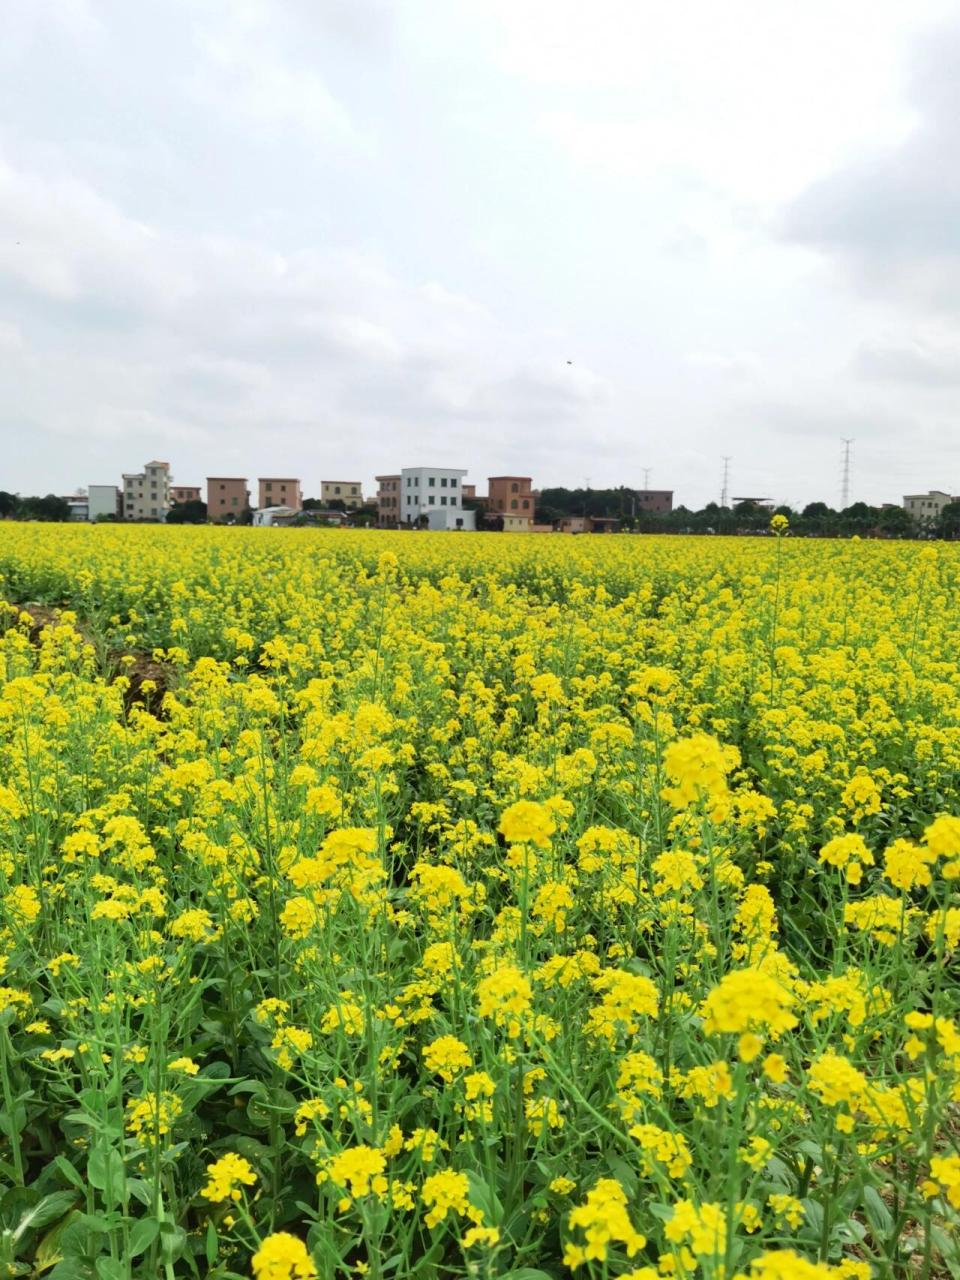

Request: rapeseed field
left=0, top=524, right=958, bottom=1280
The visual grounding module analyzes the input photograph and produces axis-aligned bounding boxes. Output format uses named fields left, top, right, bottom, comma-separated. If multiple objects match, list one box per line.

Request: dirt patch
left=120, top=653, right=173, bottom=716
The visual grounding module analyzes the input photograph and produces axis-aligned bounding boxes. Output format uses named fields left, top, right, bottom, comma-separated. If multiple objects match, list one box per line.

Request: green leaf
left=54, top=1157, right=86, bottom=1191
left=95, top=1258, right=127, bottom=1280
left=501, top=1271, right=558, bottom=1279
left=158, top=1222, right=187, bottom=1263
left=125, top=1180, right=153, bottom=1210
left=127, top=1218, right=159, bottom=1258
left=862, top=1185, right=893, bottom=1235
left=13, top=1192, right=78, bottom=1243
left=205, top=1219, right=218, bottom=1266
left=87, top=1150, right=126, bottom=1209
left=35, top=1209, right=81, bottom=1273
left=465, top=1171, right=502, bottom=1226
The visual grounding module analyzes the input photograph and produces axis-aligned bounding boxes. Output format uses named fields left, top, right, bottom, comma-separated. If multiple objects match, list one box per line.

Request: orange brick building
left=258, top=478, right=302, bottom=511
left=207, top=477, right=250, bottom=522
left=488, top=476, right=534, bottom=517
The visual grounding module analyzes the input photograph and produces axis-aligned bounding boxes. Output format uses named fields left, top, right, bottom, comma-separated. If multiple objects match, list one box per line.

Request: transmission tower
left=721, top=456, right=731, bottom=508
left=642, top=468, right=651, bottom=490
left=841, top=439, right=854, bottom=508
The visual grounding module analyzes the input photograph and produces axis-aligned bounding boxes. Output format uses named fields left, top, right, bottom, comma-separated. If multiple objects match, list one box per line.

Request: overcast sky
left=3, top=0, right=960, bottom=509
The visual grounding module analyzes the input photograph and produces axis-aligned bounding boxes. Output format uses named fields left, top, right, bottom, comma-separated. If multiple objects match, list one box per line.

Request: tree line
left=535, top=488, right=960, bottom=538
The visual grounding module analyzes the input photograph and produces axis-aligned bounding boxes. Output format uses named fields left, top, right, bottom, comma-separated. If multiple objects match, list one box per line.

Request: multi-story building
left=634, top=489, right=673, bottom=514
left=321, top=480, right=363, bottom=509
left=207, top=477, right=250, bottom=523
left=258, top=478, right=302, bottom=511
left=122, top=461, right=171, bottom=521
left=904, top=490, right=958, bottom=521
left=400, top=467, right=476, bottom=530
left=171, top=485, right=202, bottom=506
left=488, top=476, right=534, bottom=518
left=375, top=475, right=401, bottom=527
left=63, top=494, right=89, bottom=521
left=88, top=485, right=120, bottom=521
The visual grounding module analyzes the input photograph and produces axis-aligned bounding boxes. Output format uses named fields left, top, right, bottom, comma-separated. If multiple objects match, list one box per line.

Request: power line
left=841, top=439, right=854, bottom=508
left=721, top=456, right=731, bottom=509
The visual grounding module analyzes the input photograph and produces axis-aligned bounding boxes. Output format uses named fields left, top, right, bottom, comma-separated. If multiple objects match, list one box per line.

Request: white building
left=123, top=461, right=171, bottom=521
left=64, top=494, right=89, bottom=521
left=903, top=490, right=958, bottom=521
left=88, top=485, right=120, bottom=521
left=252, top=506, right=296, bottom=526
left=400, top=467, right=475, bottom=530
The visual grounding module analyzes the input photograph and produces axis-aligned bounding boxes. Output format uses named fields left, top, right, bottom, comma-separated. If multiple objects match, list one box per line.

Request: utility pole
left=841, top=439, right=854, bottom=509
left=721, top=457, right=731, bottom=509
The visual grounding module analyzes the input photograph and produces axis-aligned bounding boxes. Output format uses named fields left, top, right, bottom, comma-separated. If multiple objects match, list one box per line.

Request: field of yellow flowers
left=0, top=524, right=959, bottom=1280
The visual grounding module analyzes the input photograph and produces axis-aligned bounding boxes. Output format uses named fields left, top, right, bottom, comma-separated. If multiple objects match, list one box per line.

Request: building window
left=220, top=483, right=225, bottom=491
left=440, top=496, right=447, bottom=506
left=450, top=478, right=457, bottom=488
left=429, top=477, right=435, bottom=487
left=440, top=477, right=447, bottom=487
left=351, top=487, right=357, bottom=494
left=511, top=482, right=519, bottom=493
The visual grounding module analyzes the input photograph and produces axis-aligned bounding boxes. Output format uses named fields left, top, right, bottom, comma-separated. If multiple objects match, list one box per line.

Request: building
left=488, top=476, right=534, bottom=518
left=88, top=485, right=120, bottom=521
left=207, top=477, right=250, bottom=523
left=375, top=475, right=401, bottom=527
left=501, top=513, right=532, bottom=532
left=400, top=466, right=475, bottom=530
left=557, top=515, right=618, bottom=534
left=170, top=485, right=202, bottom=506
left=904, top=490, right=958, bottom=521
left=258, top=478, right=302, bottom=511
left=123, top=461, right=171, bottom=521
left=633, top=489, right=673, bottom=515
left=252, top=505, right=296, bottom=527
left=321, top=480, right=363, bottom=509
left=63, top=494, right=89, bottom=521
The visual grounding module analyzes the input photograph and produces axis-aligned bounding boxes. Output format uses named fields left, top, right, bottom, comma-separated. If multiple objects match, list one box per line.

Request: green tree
left=936, top=501, right=960, bottom=540
left=166, top=500, right=208, bottom=524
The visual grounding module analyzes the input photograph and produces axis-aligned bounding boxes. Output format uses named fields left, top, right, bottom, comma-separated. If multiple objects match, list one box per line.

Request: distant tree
left=348, top=504, right=378, bottom=528
left=0, top=491, right=18, bottom=518
left=326, top=499, right=347, bottom=512
left=167, top=500, right=207, bottom=524
left=20, top=494, right=70, bottom=521
left=301, top=497, right=323, bottom=510
left=877, top=505, right=914, bottom=537
left=937, top=501, right=960, bottom=540
left=802, top=502, right=831, bottom=519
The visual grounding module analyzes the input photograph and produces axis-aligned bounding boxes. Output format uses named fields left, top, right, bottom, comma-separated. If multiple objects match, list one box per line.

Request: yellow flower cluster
left=0, top=526, right=959, bottom=1279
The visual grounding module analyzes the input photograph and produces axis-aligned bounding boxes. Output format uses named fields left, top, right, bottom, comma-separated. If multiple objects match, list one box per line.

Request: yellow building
left=321, top=480, right=363, bottom=509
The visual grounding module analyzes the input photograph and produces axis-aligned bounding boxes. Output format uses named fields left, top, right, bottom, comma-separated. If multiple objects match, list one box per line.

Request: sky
left=3, top=0, right=960, bottom=510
